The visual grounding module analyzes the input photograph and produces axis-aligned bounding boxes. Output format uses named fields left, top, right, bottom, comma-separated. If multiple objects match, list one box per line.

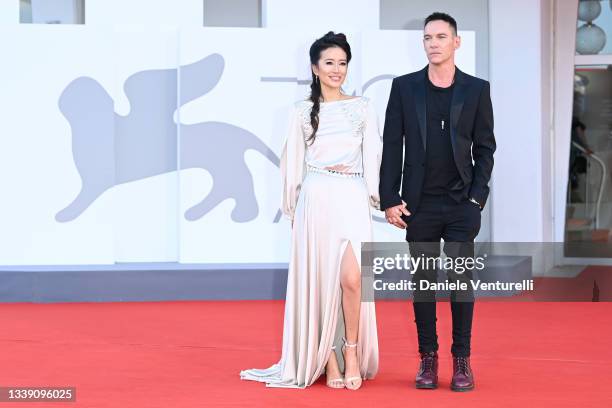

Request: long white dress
left=240, top=96, right=382, bottom=388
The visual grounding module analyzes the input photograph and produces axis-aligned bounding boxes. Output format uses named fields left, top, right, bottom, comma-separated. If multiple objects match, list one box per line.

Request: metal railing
left=571, top=141, right=607, bottom=229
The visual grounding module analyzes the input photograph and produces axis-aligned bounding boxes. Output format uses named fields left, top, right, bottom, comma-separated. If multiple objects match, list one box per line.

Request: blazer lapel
left=450, top=68, right=468, bottom=155
left=412, top=66, right=428, bottom=152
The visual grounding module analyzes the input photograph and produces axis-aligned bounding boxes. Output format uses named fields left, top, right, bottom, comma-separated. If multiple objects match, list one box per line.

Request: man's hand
left=384, top=201, right=411, bottom=229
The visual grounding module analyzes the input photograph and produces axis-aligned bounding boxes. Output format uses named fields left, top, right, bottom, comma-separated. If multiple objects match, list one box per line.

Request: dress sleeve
left=280, top=104, right=307, bottom=222
left=362, top=99, right=383, bottom=210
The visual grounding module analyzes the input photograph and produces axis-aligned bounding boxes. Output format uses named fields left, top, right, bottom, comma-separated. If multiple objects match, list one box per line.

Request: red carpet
left=486, top=265, right=612, bottom=302
left=530, top=266, right=612, bottom=301
left=1, top=300, right=611, bottom=407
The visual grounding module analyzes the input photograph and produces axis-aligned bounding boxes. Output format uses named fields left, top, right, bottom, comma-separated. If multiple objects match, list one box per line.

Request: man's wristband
left=469, top=197, right=482, bottom=209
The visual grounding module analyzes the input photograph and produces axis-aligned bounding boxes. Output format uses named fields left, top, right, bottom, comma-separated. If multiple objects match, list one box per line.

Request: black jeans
left=403, top=193, right=481, bottom=357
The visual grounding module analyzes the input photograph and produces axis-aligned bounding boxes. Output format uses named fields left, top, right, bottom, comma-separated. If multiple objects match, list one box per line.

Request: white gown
left=240, top=96, right=382, bottom=388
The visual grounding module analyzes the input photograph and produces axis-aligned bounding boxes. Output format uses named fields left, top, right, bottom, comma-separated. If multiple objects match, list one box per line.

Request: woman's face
left=312, top=46, right=348, bottom=91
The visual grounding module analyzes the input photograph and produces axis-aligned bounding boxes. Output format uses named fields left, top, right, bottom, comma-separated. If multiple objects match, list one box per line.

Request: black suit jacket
left=379, top=66, right=496, bottom=213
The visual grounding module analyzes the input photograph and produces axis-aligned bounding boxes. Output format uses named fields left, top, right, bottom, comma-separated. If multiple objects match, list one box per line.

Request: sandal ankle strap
left=342, top=337, right=358, bottom=348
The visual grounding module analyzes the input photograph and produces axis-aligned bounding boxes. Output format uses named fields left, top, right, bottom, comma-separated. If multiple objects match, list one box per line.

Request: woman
left=240, top=32, right=381, bottom=390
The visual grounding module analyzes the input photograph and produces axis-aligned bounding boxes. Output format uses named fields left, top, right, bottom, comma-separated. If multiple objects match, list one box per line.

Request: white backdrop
left=0, top=6, right=475, bottom=265
left=177, top=28, right=474, bottom=263
left=0, top=25, right=115, bottom=265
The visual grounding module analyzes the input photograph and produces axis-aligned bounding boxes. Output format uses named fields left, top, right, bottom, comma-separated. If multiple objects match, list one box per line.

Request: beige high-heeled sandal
left=342, top=337, right=363, bottom=390
left=326, top=345, right=345, bottom=389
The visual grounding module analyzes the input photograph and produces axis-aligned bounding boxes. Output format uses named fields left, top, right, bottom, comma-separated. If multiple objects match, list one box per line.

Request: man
left=379, top=12, right=495, bottom=392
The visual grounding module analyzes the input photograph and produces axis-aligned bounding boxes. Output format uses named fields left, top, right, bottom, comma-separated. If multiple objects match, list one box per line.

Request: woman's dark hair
left=307, top=31, right=352, bottom=143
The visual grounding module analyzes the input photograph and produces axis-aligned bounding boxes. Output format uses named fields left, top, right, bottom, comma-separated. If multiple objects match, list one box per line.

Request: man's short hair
left=424, top=12, right=458, bottom=35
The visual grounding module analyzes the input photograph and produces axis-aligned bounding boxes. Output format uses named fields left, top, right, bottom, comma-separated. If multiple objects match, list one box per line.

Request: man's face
left=423, top=20, right=461, bottom=65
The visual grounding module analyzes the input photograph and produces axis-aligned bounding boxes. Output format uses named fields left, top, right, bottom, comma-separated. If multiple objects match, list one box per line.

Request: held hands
left=384, top=201, right=410, bottom=229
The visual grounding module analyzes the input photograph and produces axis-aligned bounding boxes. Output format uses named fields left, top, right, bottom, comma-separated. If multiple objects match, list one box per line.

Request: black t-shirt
left=423, top=74, right=463, bottom=197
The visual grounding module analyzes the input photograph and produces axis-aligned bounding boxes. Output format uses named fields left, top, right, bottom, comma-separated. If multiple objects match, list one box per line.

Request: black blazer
left=379, top=66, right=496, bottom=213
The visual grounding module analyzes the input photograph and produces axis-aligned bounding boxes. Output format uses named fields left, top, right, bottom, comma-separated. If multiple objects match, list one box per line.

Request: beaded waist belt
left=307, top=165, right=363, bottom=178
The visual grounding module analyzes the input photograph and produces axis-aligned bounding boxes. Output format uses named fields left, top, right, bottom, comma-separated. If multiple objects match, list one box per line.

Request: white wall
left=489, top=0, right=551, bottom=243
left=0, top=25, right=116, bottom=265
left=86, top=0, right=203, bottom=28
left=541, top=0, right=553, bottom=244
left=553, top=0, right=579, bottom=244
left=265, top=0, right=379, bottom=31
left=1, top=1, right=19, bottom=24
